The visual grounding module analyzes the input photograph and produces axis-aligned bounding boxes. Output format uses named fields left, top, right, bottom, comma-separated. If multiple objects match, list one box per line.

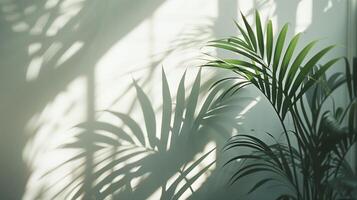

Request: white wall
left=0, top=0, right=348, bottom=199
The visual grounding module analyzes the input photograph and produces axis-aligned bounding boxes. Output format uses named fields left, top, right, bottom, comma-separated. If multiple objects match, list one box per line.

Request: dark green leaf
left=266, top=20, right=273, bottom=65
left=241, top=12, right=257, bottom=51
left=255, top=11, right=265, bottom=58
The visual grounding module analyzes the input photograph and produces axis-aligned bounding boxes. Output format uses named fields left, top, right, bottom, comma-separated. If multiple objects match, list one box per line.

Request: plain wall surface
left=0, top=0, right=349, bottom=199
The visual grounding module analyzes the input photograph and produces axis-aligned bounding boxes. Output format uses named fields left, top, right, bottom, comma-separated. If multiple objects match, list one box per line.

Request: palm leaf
left=206, top=12, right=337, bottom=121
left=205, top=10, right=348, bottom=200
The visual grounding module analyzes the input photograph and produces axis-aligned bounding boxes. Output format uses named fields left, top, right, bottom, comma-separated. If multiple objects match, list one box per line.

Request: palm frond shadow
left=41, top=68, right=252, bottom=199
left=96, top=19, right=217, bottom=125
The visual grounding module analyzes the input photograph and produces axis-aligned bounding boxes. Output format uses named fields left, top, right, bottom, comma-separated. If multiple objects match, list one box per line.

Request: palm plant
left=204, top=11, right=357, bottom=200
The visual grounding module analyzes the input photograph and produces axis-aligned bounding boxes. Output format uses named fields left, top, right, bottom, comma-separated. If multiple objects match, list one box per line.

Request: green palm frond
left=204, top=11, right=338, bottom=120
left=224, top=133, right=301, bottom=197
left=206, top=10, right=356, bottom=200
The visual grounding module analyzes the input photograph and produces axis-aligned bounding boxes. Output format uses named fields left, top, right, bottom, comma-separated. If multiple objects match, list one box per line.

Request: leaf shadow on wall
left=0, top=0, right=218, bottom=199
left=38, top=69, right=256, bottom=200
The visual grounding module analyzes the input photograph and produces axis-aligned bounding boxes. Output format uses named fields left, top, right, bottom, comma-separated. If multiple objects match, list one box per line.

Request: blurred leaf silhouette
left=40, top=68, right=245, bottom=199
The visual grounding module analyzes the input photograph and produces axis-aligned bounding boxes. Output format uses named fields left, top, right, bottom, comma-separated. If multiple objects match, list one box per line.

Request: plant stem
left=262, top=89, right=301, bottom=199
